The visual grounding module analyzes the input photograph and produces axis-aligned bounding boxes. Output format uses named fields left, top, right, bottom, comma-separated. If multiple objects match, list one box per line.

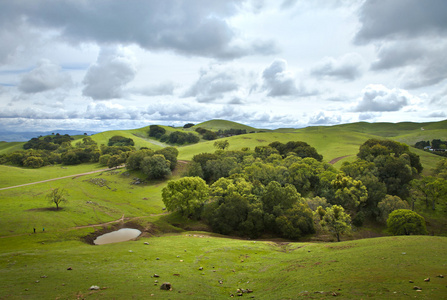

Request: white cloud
left=352, top=84, right=419, bottom=112
left=308, top=111, right=342, bottom=125
left=183, top=64, right=242, bottom=103
left=82, top=47, right=137, bottom=100
left=18, top=59, right=72, bottom=93
left=262, top=59, right=317, bottom=97
left=310, top=53, right=365, bottom=81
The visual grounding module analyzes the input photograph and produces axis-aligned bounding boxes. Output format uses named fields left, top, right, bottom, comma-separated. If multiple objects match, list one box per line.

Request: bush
left=386, top=209, right=427, bottom=235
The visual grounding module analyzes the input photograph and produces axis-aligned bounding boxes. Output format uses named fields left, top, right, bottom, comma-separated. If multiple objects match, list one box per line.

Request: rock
left=247, top=289, right=253, bottom=293
left=40, top=275, right=47, bottom=278
left=199, top=267, right=203, bottom=270
left=177, top=255, right=180, bottom=258
left=35, top=280, right=39, bottom=283
left=332, top=292, right=339, bottom=296
left=160, top=282, right=172, bottom=290
left=67, top=267, right=72, bottom=270
left=409, top=280, right=414, bottom=283
left=154, top=274, right=160, bottom=278
left=129, top=250, right=133, bottom=253
left=424, top=277, right=430, bottom=282
left=154, top=280, right=158, bottom=283
left=144, top=242, right=149, bottom=245
left=156, top=257, right=160, bottom=260
left=413, top=286, right=422, bottom=290
left=89, top=285, right=100, bottom=290
left=180, top=260, right=183, bottom=262
left=173, top=274, right=180, bottom=276
left=437, top=274, right=444, bottom=278
left=219, top=280, right=223, bottom=284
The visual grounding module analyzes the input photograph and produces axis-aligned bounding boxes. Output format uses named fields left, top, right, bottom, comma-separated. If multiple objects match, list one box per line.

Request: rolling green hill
left=1, top=119, right=447, bottom=299
left=192, top=119, right=259, bottom=132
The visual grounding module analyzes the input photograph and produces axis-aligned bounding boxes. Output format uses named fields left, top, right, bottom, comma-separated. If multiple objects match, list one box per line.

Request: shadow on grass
left=26, top=207, right=66, bottom=212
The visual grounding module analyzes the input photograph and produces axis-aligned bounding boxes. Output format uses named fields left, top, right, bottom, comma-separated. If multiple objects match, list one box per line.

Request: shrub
left=386, top=209, right=427, bottom=235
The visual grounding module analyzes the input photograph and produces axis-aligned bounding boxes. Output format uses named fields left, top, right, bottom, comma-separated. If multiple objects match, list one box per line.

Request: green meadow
left=1, top=119, right=446, bottom=299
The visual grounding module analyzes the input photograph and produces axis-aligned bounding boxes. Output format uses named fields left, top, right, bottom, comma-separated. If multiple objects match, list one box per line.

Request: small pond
left=94, top=228, right=142, bottom=245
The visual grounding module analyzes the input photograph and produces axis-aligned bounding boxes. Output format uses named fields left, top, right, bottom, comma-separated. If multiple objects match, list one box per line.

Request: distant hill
left=192, top=119, right=260, bottom=132
left=0, top=130, right=98, bottom=142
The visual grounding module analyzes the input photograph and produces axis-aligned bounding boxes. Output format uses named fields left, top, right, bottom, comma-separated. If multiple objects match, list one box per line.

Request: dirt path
left=328, top=155, right=352, bottom=165
left=0, top=165, right=125, bottom=191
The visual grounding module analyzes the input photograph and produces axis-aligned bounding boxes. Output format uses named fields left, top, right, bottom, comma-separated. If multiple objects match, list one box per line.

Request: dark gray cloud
left=263, top=59, right=318, bottom=97
left=371, top=41, right=447, bottom=89
left=183, top=65, right=240, bottom=103
left=352, top=84, right=412, bottom=112
left=355, top=0, right=447, bottom=44
left=82, top=47, right=137, bottom=100
left=0, top=0, right=276, bottom=60
left=18, top=59, right=71, bottom=93
left=311, top=53, right=364, bottom=81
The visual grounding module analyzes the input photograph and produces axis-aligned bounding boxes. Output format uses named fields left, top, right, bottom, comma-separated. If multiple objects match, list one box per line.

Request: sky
left=0, top=0, right=446, bottom=132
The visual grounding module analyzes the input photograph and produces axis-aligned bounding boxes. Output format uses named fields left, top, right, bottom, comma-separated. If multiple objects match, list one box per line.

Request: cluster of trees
left=107, top=136, right=135, bottom=147
left=126, top=147, right=178, bottom=179
left=195, top=127, right=218, bottom=140
left=415, top=139, right=447, bottom=157
left=148, top=125, right=200, bottom=145
left=217, top=128, right=247, bottom=137
left=415, top=139, right=447, bottom=150
left=23, top=134, right=73, bottom=150
left=162, top=138, right=438, bottom=241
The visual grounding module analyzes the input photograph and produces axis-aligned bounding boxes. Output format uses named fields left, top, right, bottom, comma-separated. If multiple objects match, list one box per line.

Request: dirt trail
left=0, top=165, right=125, bottom=191
left=328, top=155, right=351, bottom=165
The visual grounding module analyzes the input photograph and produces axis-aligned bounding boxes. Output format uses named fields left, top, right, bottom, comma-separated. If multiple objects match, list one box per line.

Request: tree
left=331, top=174, right=368, bottom=210
left=46, top=188, right=68, bottom=210
left=319, top=205, right=351, bottom=242
left=214, top=140, right=230, bottom=150
left=148, top=125, right=166, bottom=139
left=141, top=154, right=171, bottom=179
left=410, top=177, right=447, bottom=210
left=276, top=202, right=315, bottom=239
left=162, top=177, right=209, bottom=219
left=377, top=195, right=409, bottom=223
left=155, top=147, right=178, bottom=170
left=387, top=209, right=427, bottom=235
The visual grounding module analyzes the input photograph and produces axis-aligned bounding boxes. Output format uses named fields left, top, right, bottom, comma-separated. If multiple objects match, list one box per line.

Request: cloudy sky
left=0, top=0, right=446, bottom=132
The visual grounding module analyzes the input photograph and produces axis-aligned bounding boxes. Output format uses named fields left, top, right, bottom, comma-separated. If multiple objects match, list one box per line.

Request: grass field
left=1, top=119, right=446, bottom=299
left=1, top=232, right=446, bottom=299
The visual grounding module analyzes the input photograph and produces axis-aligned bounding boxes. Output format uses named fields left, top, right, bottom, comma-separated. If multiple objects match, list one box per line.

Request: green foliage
left=269, top=141, right=323, bottom=161
left=141, top=154, right=171, bottom=179
left=377, top=195, right=409, bottom=224
left=387, top=209, right=428, bottom=235
left=162, top=177, right=209, bottom=219
left=148, top=125, right=166, bottom=139
left=331, top=174, right=368, bottom=210
left=46, top=187, right=68, bottom=210
left=214, top=140, right=230, bottom=150
left=276, top=202, right=315, bottom=239
left=107, top=135, right=134, bottom=147
left=320, top=205, right=352, bottom=242
left=410, top=177, right=447, bottom=210
left=435, top=158, right=447, bottom=179
left=126, top=149, right=154, bottom=170
left=155, top=147, right=178, bottom=170
left=183, top=123, right=195, bottom=128
left=23, top=134, right=73, bottom=150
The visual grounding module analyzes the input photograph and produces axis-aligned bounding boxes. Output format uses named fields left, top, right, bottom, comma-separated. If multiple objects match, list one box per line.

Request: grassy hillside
left=1, top=119, right=447, bottom=299
left=0, top=141, right=25, bottom=155
left=192, top=119, right=259, bottom=132
left=0, top=231, right=446, bottom=299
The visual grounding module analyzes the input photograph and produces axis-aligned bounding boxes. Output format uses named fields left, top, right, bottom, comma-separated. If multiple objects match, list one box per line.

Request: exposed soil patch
left=329, top=155, right=352, bottom=165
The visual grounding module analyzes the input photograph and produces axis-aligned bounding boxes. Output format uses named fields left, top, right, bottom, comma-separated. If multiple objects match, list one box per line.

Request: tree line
left=162, top=139, right=444, bottom=241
